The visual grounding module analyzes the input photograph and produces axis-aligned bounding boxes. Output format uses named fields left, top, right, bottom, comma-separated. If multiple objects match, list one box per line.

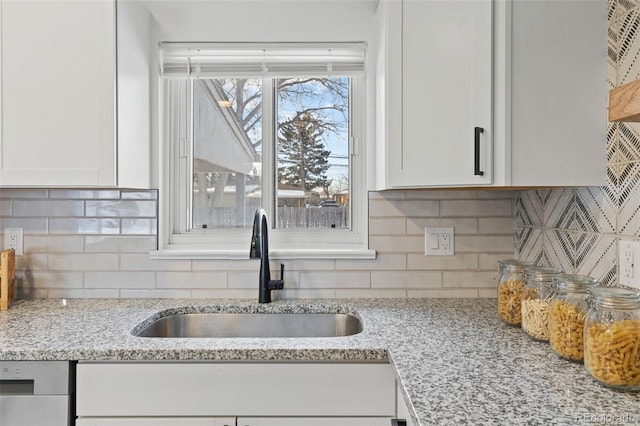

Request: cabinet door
left=390, top=0, right=493, bottom=187
left=76, top=419, right=234, bottom=426
left=237, top=418, right=392, bottom=426
left=0, top=0, right=115, bottom=186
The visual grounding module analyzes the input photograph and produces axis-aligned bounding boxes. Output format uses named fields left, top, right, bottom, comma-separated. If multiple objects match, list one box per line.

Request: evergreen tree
left=277, top=112, right=332, bottom=192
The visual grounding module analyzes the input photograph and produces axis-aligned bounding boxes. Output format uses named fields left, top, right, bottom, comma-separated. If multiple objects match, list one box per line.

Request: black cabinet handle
left=391, top=420, right=407, bottom=426
left=474, top=126, right=484, bottom=176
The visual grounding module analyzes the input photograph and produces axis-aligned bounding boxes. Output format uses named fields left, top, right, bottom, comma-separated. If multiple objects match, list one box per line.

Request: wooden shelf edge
left=609, top=79, right=640, bottom=122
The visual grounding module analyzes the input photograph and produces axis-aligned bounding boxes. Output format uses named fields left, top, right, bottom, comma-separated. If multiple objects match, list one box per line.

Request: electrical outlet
left=3, top=227, right=23, bottom=255
left=619, top=240, right=640, bottom=290
left=425, top=227, right=454, bottom=256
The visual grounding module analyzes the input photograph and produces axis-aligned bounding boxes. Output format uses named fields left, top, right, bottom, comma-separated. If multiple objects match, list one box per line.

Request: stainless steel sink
left=133, top=312, right=363, bottom=338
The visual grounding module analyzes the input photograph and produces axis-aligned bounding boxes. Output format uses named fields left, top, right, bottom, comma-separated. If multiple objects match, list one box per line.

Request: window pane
left=275, top=77, right=350, bottom=229
left=192, top=79, right=262, bottom=229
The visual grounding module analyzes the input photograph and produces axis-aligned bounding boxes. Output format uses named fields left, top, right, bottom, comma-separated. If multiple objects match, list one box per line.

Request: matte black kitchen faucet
left=250, top=208, right=284, bottom=303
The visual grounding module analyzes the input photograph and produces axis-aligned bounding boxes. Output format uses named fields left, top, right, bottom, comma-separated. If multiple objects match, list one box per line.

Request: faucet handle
left=268, top=264, right=285, bottom=291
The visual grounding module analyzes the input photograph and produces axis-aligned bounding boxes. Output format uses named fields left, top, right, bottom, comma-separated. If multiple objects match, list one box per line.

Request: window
left=157, top=43, right=372, bottom=258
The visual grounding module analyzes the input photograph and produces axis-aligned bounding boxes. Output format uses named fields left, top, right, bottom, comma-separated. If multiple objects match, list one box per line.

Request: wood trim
left=1, top=249, right=16, bottom=311
left=609, top=79, right=640, bottom=122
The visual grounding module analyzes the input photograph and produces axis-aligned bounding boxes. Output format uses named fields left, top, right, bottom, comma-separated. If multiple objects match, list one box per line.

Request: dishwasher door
left=0, top=361, right=73, bottom=426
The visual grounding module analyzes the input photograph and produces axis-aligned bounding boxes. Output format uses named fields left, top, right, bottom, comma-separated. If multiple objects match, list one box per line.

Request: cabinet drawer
left=77, top=362, right=396, bottom=417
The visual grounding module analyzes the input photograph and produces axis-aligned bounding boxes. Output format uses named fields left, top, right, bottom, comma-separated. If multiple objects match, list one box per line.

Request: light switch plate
left=619, top=239, right=640, bottom=290
left=424, top=227, right=454, bottom=256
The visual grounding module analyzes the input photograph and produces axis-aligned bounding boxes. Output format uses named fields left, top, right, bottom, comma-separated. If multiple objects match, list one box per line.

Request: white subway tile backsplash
left=48, top=289, right=121, bottom=298
left=156, top=271, right=227, bottom=289
left=371, top=271, right=442, bottom=288
left=2, top=188, right=517, bottom=298
left=442, top=271, right=497, bottom=288
left=85, top=272, right=155, bottom=289
left=441, top=200, right=512, bottom=217
left=369, top=235, right=424, bottom=253
left=478, top=218, right=516, bottom=235
left=49, top=218, right=120, bottom=235
left=407, top=288, right=479, bottom=298
left=85, top=236, right=156, bottom=253
left=86, top=200, right=157, bottom=217
left=49, top=254, right=119, bottom=271
left=0, top=189, right=48, bottom=199
left=227, top=271, right=258, bottom=288
left=48, top=189, right=121, bottom=199
left=13, top=200, right=84, bottom=217
left=299, top=271, right=371, bottom=288
left=0, top=218, right=47, bottom=233
left=191, top=289, right=256, bottom=299
left=479, top=253, right=512, bottom=270
left=334, top=289, right=407, bottom=298
left=280, top=289, right=337, bottom=299
left=25, top=236, right=84, bottom=253
left=121, top=218, right=157, bottom=235
left=368, top=217, right=406, bottom=235
left=336, top=254, right=406, bottom=271
left=0, top=201, right=10, bottom=216
left=369, top=199, right=440, bottom=218
left=18, top=254, right=48, bottom=271
left=407, top=253, right=478, bottom=270
left=21, top=271, right=83, bottom=289
left=120, top=254, right=191, bottom=271
left=455, top=235, right=514, bottom=253
left=406, top=218, right=478, bottom=235
left=121, top=190, right=158, bottom=200
left=192, top=259, right=257, bottom=271
left=120, top=289, right=192, bottom=299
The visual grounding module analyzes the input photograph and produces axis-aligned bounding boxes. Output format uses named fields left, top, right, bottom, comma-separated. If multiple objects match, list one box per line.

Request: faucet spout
left=250, top=208, right=284, bottom=303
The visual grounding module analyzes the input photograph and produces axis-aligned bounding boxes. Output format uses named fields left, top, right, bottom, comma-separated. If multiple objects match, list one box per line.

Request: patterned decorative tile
left=515, top=226, right=543, bottom=265
left=514, top=191, right=542, bottom=227
left=608, top=18, right=618, bottom=90
left=616, top=0, right=639, bottom=22
left=617, top=161, right=640, bottom=235
left=608, top=123, right=618, bottom=164
left=574, top=232, right=618, bottom=286
left=575, top=186, right=617, bottom=234
left=542, top=229, right=575, bottom=273
left=542, top=188, right=575, bottom=231
left=618, top=9, right=640, bottom=84
left=618, top=123, right=640, bottom=162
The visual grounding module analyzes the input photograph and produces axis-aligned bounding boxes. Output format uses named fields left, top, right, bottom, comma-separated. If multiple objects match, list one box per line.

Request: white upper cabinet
left=376, top=0, right=607, bottom=189
left=0, top=0, right=151, bottom=188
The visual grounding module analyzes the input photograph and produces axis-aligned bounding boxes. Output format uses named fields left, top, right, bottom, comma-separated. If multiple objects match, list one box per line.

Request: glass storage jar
left=497, top=259, right=534, bottom=326
left=584, top=286, right=640, bottom=391
left=548, top=274, right=598, bottom=362
left=521, top=266, right=562, bottom=342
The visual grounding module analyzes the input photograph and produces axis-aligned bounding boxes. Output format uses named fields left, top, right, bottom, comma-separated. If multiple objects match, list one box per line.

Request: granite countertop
left=1, top=298, right=639, bottom=425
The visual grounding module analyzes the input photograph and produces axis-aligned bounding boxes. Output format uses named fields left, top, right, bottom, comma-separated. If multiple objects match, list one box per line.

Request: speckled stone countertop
left=1, top=298, right=639, bottom=425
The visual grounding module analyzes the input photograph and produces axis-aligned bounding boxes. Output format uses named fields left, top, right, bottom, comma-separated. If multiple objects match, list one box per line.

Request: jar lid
left=498, top=259, right=534, bottom=271
left=524, top=266, right=563, bottom=281
left=554, top=274, right=598, bottom=292
left=587, top=286, right=640, bottom=310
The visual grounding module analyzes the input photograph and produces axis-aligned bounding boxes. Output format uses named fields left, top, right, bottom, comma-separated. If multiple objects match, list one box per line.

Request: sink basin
left=133, top=312, right=363, bottom=338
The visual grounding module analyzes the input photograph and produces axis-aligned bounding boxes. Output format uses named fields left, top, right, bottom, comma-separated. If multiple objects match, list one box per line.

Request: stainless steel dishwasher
left=0, top=361, right=74, bottom=426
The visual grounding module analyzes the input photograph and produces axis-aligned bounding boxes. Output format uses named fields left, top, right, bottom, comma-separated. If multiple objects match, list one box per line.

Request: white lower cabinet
left=237, top=418, right=392, bottom=425
left=76, top=419, right=234, bottom=426
left=76, top=362, right=396, bottom=423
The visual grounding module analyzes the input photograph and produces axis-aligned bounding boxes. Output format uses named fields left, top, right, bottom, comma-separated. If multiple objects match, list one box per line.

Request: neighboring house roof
left=193, top=80, right=258, bottom=175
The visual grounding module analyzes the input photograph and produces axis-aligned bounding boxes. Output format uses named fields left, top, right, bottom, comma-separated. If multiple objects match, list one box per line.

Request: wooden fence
left=194, top=206, right=349, bottom=229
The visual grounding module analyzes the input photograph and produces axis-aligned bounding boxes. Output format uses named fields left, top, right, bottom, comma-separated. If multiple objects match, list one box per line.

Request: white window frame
left=153, top=45, right=373, bottom=260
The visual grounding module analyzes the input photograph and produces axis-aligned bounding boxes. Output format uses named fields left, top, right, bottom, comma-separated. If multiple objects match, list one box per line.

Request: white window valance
left=160, top=42, right=367, bottom=78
